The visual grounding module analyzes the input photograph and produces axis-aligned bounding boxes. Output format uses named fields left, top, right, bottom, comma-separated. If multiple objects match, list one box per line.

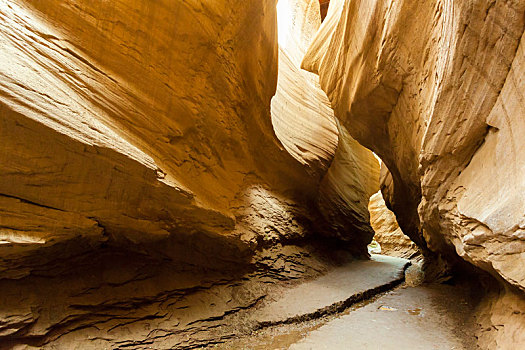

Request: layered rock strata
left=0, top=0, right=380, bottom=277
left=0, top=0, right=381, bottom=347
left=272, top=0, right=339, bottom=175
left=0, top=0, right=292, bottom=274
left=0, top=242, right=357, bottom=349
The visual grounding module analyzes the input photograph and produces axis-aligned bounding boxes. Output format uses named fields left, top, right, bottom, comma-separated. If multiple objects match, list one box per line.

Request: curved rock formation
left=0, top=0, right=380, bottom=275
left=2, top=0, right=524, bottom=347
left=317, top=124, right=379, bottom=244
left=0, top=0, right=312, bottom=276
left=272, top=0, right=339, bottom=174
left=0, top=0, right=381, bottom=347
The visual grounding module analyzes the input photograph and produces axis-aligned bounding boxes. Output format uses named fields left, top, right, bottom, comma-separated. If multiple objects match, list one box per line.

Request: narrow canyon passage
left=0, top=0, right=524, bottom=349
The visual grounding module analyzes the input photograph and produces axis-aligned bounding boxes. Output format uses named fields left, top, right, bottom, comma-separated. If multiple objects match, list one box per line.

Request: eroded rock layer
left=0, top=242, right=358, bottom=349
left=272, top=0, right=338, bottom=175
left=317, top=124, right=379, bottom=244
left=0, top=0, right=302, bottom=277
left=0, top=0, right=380, bottom=275
left=368, top=191, right=418, bottom=259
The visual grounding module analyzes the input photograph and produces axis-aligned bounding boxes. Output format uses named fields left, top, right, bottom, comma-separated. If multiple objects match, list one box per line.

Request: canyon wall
left=0, top=0, right=283, bottom=277
left=0, top=0, right=292, bottom=274
left=0, top=0, right=380, bottom=276
left=272, top=0, right=339, bottom=176
left=368, top=191, right=417, bottom=259
left=0, top=1, right=381, bottom=346
left=5, top=0, right=525, bottom=347
left=304, top=0, right=525, bottom=290
left=303, top=0, right=525, bottom=345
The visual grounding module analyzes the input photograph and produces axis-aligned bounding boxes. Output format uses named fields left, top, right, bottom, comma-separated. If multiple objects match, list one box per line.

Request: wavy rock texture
left=317, top=124, right=379, bottom=244
left=0, top=242, right=357, bottom=349
left=0, top=0, right=322, bottom=278
left=272, top=0, right=338, bottom=175
left=5, top=0, right=524, bottom=347
left=272, top=0, right=379, bottom=245
left=0, top=0, right=380, bottom=276
left=0, top=0, right=382, bottom=347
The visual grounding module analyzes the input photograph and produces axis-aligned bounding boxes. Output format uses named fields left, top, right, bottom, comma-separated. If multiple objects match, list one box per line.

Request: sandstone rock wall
left=272, top=0, right=339, bottom=175
left=0, top=0, right=381, bottom=274
left=317, top=124, right=379, bottom=245
left=304, top=3, right=525, bottom=345
left=1, top=0, right=524, bottom=347
left=303, top=0, right=525, bottom=292
left=0, top=0, right=383, bottom=347
left=272, top=0, right=379, bottom=246
left=0, top=0, right=297, bottom=275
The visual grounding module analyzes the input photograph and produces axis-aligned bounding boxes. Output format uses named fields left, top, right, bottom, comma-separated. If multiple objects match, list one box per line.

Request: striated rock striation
left=0, top=0, right=380, bottom=347
left=0, top=0, right=380, bottom=276
left=4, top=0, right=525, bottom=347
left=272, top=0, right=339, bottom=175
left=0, top=0, right=290, bottom=278
left=0, top=0, right=292, bottom=273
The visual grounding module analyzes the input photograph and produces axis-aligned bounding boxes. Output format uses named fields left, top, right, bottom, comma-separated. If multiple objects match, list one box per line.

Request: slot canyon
left=0, top=0, right=524, bottom=348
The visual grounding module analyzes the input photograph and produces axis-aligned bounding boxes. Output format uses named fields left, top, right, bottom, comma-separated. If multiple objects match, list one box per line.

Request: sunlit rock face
left=272, top=0, right=379, bottom=246
left=368, top=191, right=417, bottom=259
left=0, top=0, right=381, bottom=277
left=0, top=1, right=383, bottom=346
left=272, top=0, right=338, bottom=175
left=304, top=3, right=525, bottom=343
left=0, top=0, right=381, bottom=292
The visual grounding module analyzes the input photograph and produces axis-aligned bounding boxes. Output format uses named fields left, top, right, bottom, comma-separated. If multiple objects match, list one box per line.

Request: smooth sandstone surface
left=0, top=0, right=380, bottom=277
left=272, top=0, right=379, bottom=244
left=289, top=284, right=480, bottom=350
left=255, top=254, right=408, bottom=324
left=0, top=0, right=288, bottom=272
left=303, top=1, right=525, bottom=346
left=272, top=0, right=338, bottom=173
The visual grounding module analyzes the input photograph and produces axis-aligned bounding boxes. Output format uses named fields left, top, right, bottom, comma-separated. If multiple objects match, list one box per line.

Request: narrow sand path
left=212, top=255, right=479, bottom=350
left=255, top=255, right=409, bottom=325
left=290, top=283, right=479, bottom=349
